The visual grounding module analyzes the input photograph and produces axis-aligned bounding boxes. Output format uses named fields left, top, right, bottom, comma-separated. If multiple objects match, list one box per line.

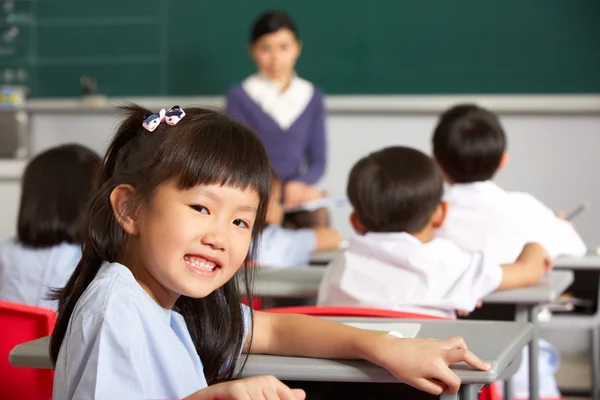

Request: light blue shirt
left=256, top=225, right=317, bottom=267
left=53, top=262, right=251, bottom=400
left=0, top=238, right=81, bottom=310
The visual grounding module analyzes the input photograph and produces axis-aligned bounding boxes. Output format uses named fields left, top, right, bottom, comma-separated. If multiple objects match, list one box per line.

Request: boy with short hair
left=432, top=104, right=586, bottom=262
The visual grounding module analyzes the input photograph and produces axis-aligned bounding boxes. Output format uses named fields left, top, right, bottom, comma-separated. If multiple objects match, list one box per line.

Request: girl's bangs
left=160, top=121, right=271, bottom=199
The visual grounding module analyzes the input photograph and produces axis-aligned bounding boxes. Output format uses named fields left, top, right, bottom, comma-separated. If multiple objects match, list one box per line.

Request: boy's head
left=265, top=171, right=284, bottom=225
left=432, top=104, right=507, bottom=184
left=347, top=146, right=445, bottom=236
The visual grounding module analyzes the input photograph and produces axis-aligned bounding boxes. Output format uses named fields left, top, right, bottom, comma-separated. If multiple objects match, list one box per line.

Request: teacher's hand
left=284, top=181, right=323, bottom=208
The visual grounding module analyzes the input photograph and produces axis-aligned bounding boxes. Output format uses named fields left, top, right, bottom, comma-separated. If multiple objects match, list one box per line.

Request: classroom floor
left=557, top=353, right=593, bottom=399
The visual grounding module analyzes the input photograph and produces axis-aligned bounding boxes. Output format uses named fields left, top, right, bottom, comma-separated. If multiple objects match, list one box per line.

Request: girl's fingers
left=291, top=388, right=307, bottom=400
left=410, top=377, right=446, bottom=395
left=431, top=366, right=462, bottom=394
left=446, top=347, right=491, bottom=371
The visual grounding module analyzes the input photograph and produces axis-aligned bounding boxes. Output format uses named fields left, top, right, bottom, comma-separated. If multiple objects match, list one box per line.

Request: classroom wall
left=1, top=100, right=599, bottom=250
left=323, top=113, right=600, bottom=249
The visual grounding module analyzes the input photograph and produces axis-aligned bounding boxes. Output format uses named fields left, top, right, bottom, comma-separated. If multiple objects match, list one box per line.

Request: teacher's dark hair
left=251, top=11, right=298, bottom=43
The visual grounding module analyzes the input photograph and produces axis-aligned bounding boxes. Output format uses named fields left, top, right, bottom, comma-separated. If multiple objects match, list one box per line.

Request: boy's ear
left=349, top=211, right=367, bottom=235
left=498, top=152, right=510, bottom=170
left=109, top=184, right=140, bottom=235
left=431, top=201, right=448, bottom=229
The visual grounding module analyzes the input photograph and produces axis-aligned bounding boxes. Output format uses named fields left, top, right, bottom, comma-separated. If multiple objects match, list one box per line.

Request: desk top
left=309, top=249, right=342, bottom=265
left=246, top=267, right=324, bottom=298
left=248, top=267, right=573, bottom=305
left=10, top=319, right=532, bottom=385
left=239, top=318, right=532, bottom=384
left=482, top=270, right=573, bottom=304
left=554, top=254, right=600, bottom=270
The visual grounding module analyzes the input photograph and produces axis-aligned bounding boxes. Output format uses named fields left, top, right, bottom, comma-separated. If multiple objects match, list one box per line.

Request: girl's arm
left=245, top=311, right=490, bottom=395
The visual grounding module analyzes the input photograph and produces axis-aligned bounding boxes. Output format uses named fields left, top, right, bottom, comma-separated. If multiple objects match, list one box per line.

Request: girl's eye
left=190, top=205, right=209, bottom=214
left=233, top=219, right=250, bottom=229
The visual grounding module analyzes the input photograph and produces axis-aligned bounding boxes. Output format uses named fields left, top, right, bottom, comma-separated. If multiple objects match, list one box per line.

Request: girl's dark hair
left=49, top=104, right=271, bottom=384
left=250, top=10, right=298, bottom=43
left=18, top=144, right=100, bottom=247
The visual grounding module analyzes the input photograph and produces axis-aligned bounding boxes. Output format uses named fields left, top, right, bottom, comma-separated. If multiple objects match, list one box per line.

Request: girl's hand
left=187, top=375, right=306, bottom=400
left=370, top=335, right=490, bottom=395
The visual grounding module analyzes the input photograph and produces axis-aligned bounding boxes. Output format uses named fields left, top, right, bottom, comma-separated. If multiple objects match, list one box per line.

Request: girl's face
left=250, top=28, right=300, bottom=82
left=125, top=181, right=259, bottom=308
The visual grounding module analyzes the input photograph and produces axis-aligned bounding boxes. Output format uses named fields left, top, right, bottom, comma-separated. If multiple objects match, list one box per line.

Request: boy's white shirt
left=242, top=74, right=314, bottom=130
left=317, top=232, right=503, bottom=318
left=437, top=181, right=587, bottom=263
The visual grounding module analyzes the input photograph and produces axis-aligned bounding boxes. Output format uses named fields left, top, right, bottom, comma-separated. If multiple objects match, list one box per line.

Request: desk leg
left=591, top=324, right=600, bottom=400
left=504, top=380, right=513, bottom=400
left=440, top=393, right=458, bottom=400
left=456, top=384, right=481, bottom=400
left=527, top=305, right=540, bottom=400
left=507, top=305, right=532, bottom=400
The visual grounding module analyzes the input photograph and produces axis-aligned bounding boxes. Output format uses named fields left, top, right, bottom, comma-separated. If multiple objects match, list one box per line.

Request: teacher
left=226, top=10, right=328, bottom=227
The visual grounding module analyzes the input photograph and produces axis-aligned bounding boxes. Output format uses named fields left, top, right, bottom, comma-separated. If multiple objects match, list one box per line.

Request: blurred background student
left=255, top=173, right=341, bottom=267
left=0, top=144, right=100, bottom=310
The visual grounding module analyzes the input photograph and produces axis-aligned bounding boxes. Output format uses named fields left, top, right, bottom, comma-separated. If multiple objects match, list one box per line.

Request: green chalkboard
left=2, top=0, right=599, bottom=97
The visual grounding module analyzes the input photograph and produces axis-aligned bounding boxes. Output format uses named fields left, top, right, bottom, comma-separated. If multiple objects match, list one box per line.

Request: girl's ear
left=109, top=184, right=140, bottom=235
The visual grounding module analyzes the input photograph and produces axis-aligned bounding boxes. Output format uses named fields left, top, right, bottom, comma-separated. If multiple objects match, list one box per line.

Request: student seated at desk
left=0, top=144, right=100, bottom=310
left=255, top=174, right=341, bottom=267
left=317, top=146, right=552, bottom=317
left=432, top=104, right=586, bottom=263
left=430, top=104, right=580, bottom=400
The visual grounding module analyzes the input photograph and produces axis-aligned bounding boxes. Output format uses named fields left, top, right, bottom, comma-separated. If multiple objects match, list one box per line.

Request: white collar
left=242, top=74, right=314, bottom=130
left=445, top=181, right=507, bottom=207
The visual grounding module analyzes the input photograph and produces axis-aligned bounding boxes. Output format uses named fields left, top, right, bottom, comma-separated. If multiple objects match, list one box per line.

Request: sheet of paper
left=343, top=322, right=421, bottom=338
left=285, top=196, right=349, bottom=213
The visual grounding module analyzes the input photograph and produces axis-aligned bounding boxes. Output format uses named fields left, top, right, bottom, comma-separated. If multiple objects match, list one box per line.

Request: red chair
left=0, top=301, right=56, bottom=400
left=264, top=305, right=446, bottom=319
left=240, top=263, right=262, bottom=310
left=265, top=306, right=500, bottom=400
left=241, top=297, right=262, bottom=310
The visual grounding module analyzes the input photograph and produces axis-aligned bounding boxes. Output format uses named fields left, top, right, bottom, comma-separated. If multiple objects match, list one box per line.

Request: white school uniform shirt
left=242, top=73, right=314, bottom=130
left=255, top=225, right=317, bottom=267
left=437, top=181, right=587, bottom=263
left=0, top=238, right=80, bottom=310
left=53, top=262, right=252, bottom=400
left=317, top=232, right=503, bottom=318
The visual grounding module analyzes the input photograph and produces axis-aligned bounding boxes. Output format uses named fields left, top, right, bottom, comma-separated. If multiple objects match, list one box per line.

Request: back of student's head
left=18, top=144, right=100, bottom=248
left=432, top=104, right=506, bottom=183
left=347, top=146, right=443, bottom=234
left=50, top=104, right=272, bottom=383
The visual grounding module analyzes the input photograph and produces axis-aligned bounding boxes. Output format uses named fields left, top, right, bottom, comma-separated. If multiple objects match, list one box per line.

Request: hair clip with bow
left=142, top=105, right=186, bottom=132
